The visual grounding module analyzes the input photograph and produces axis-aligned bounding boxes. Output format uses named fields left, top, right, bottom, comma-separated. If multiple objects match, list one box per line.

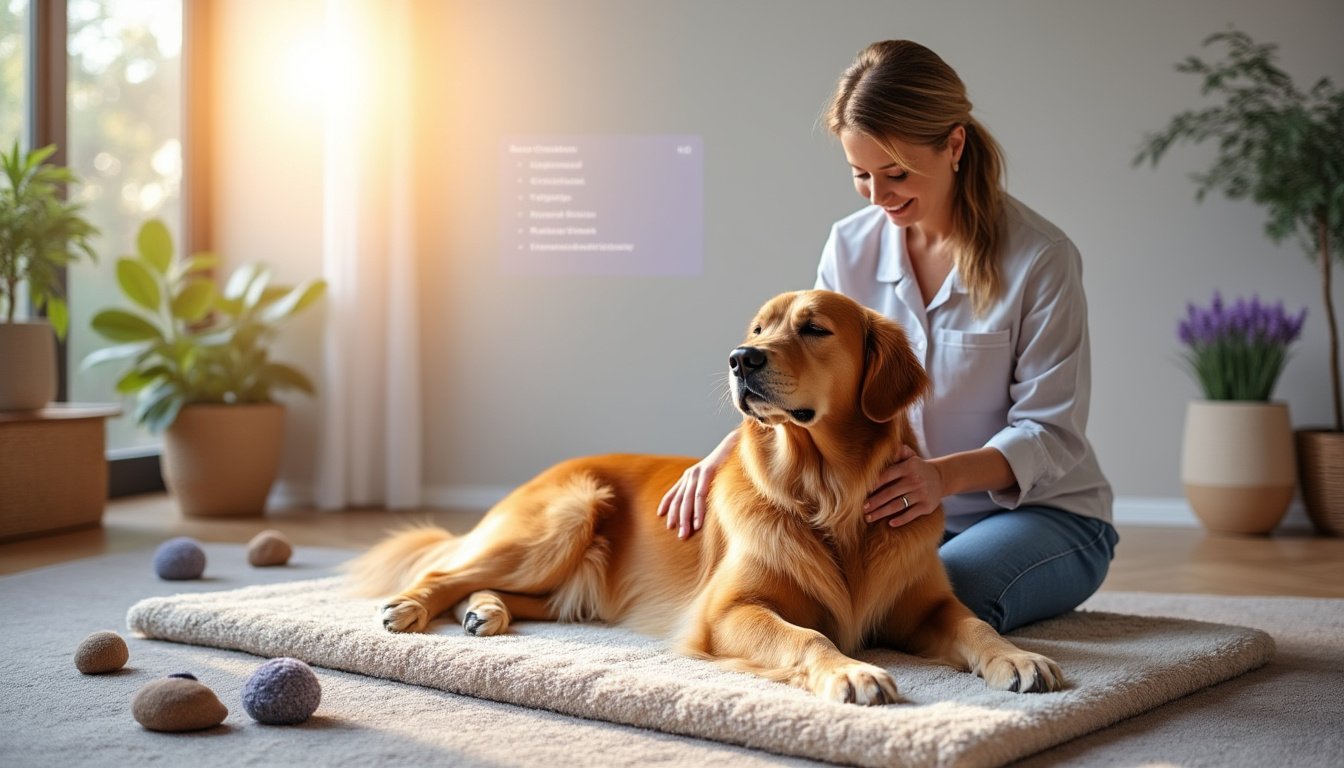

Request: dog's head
left=729, top=290, right=928, bottom=428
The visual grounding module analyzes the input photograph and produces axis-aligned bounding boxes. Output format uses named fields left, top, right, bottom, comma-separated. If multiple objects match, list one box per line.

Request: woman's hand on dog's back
left=658, top=429, right=740, bottom=539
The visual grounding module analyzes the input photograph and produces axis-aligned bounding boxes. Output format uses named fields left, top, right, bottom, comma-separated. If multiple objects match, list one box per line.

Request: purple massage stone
left=153, top=537, right=207, bottom=580
left=241, top=657, right=322, bottom=725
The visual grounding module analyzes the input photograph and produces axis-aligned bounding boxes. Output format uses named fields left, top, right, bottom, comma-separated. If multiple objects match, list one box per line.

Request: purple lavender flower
left=1176, top=291, right=1307, bottom=401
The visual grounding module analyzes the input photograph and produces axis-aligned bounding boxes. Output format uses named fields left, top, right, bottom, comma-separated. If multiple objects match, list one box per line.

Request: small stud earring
left=953, top=162, right=960, bottom=173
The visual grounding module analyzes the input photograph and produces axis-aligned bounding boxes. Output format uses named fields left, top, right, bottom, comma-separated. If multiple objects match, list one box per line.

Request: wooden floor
left=2, top=493, right=1342, bottom=598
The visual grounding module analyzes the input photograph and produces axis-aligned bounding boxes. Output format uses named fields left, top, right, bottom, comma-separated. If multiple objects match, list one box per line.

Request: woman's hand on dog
left=660, top=462, right=714, bottom=540
left=865, top=445, right=945, bottom=527
left=659, top=429, right=740, bottom=539
left=664, top=437, right=946, bottom=534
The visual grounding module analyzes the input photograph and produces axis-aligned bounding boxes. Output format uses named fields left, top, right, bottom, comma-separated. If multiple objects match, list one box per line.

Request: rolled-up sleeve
left=986, top=239, right=1092, bottom=508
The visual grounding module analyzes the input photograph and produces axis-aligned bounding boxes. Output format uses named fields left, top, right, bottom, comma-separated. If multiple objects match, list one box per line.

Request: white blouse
left=815, top=196, right=1113, bottom=530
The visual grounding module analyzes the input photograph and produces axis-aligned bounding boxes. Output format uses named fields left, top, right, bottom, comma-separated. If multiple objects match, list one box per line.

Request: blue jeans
left=940, top=506, right=1118, bottom=634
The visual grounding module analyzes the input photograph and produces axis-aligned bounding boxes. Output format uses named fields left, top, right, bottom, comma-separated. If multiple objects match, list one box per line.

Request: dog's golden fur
left=349, top=290, right=1061, bottom=703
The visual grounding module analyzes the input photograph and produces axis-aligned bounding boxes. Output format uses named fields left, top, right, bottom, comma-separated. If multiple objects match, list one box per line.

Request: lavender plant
left=1178, top=292, right=1306, bottom=401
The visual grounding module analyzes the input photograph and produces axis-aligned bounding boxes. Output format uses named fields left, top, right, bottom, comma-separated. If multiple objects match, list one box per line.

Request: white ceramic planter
left=0, top=321, right=57, bottom=411
left=1180, top=400, right=1296, bottom=535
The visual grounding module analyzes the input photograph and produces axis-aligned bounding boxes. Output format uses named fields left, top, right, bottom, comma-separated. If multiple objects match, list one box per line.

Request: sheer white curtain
left=315, top=0, right=421, bottom=509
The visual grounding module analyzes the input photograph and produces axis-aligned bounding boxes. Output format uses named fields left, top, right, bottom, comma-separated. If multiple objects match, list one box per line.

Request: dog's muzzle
left=729, top=346, right=768, bottom=413
left=729, top=346, right=815, bottom=424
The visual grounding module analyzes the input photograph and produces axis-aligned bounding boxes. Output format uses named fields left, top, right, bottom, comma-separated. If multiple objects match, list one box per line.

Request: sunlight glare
left=150, top=139, right=181, bottom=180
left=286, top=10, right=359, bottom=113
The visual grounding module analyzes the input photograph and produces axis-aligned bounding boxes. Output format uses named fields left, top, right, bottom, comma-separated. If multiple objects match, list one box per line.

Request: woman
left=658, top=40, right=1116, bottom=634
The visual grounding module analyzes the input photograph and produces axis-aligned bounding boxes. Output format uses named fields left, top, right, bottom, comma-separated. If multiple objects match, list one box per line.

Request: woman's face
left=840, top=129, right=963, bottom=229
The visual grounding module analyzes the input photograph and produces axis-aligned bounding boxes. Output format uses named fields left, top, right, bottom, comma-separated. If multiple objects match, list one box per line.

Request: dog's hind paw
left=379, top=598, right=430, bottom=633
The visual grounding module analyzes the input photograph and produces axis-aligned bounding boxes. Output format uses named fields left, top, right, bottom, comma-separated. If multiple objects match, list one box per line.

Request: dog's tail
left=341, top=525, right=459, bottom=597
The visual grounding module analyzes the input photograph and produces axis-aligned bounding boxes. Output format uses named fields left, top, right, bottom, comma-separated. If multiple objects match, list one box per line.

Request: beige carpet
left=124, top=558, right=1272, bottom=767
left=8, top=545, right=1340, bottom=768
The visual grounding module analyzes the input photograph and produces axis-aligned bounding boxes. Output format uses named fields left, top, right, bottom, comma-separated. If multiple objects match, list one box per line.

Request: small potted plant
left=1135, top=28, right=1344, bottom=535
left=83, top=219, right=326, bottom=517
left=1176, top=292, right=1306, bottom=534
left=0, top=142, right=98, bottom=410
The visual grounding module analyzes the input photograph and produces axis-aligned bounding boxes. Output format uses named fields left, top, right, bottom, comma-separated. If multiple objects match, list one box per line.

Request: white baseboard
left=1112, top=496, right=1313, bottom=531
left=421, top=485, right=513, bottom=510
left=1110, top=497, right=1202, bottom=527
left=267, top=482, right=317, bottom=509
left=272, top=482, right=1315, bottom=532
left=266, top=482, right=514, bottom=512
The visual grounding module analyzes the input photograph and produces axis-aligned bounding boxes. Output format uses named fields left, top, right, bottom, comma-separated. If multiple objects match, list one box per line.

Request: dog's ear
left=861, top=311, right=929, bottom=423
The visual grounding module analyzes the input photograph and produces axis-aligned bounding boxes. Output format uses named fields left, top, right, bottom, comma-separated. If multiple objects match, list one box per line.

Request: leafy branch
left=0, top=142, right=99, bottom=337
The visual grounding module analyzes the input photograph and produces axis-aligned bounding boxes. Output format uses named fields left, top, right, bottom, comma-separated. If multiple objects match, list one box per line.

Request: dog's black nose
left=729, top=346, right=767, bottom=378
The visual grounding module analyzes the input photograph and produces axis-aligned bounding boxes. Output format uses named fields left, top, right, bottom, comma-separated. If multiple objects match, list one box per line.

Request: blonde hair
left=825, top=40, right=1005, bottom=315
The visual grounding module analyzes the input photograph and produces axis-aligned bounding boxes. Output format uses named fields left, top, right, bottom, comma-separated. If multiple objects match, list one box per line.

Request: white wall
left=210, top=0, right=327, bottom=491
left=214, top=1, right=1344, bottom=522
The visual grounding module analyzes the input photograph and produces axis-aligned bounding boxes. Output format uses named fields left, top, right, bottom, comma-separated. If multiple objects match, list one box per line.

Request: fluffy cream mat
left=127, top=574, right=1272, bottom=768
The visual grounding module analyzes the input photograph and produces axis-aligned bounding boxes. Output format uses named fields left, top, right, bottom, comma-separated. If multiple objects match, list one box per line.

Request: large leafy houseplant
left=0, top=142, right=98, bottom=338
left=83, top=219, right=326, bottom=433
left=1137, top=28, right=1344, bottom=535
left=1134, top=28, right=1344, bottom=433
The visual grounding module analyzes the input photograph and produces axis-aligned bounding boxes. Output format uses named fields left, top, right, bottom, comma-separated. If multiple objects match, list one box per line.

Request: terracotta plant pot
left=1180, top=400, right=1296, bottom=535
left=1295, top=429, right=1344, bottom=537
left=162, top=403, right=285, bottom=517
left=0, top=322, right=57, bottom=411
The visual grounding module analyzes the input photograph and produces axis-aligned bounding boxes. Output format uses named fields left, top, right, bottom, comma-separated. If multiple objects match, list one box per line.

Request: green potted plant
left=83, top=219, right=326, bottom=517
left=0, top=142, right=99, bottom=410
left=1135, top=28, right=1344, bottom=535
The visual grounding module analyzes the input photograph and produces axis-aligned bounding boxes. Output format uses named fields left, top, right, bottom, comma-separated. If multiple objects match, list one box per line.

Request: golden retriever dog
left=349, top=289, right=1062, bottom=704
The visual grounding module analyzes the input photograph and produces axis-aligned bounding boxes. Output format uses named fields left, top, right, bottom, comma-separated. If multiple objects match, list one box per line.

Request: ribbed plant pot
left=162, top=403, right=285, bottom=517
left=0, top=322, right=57, bottom=411
left=1296, top=429, right=1344, bottom=536
left=1180, top=400, right=1296, bottom=535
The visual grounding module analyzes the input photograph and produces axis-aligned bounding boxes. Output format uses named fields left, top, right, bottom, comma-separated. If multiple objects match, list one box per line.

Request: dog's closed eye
left=800, top=322, right=833, bottom=337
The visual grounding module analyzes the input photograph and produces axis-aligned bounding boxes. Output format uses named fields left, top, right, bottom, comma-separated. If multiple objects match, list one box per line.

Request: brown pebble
left=75, top=630, right=129, bottom=674
left=132, top=677, right=228, bottom=732
left=247, top=529, right=293, bottom=567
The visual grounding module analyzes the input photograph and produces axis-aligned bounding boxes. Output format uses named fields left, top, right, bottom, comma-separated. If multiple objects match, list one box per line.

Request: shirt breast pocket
left=932, top=329, right=1013, bottom=411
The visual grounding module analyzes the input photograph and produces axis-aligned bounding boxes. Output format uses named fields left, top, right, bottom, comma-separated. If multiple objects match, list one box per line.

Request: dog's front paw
left=981, top=650, right=1063, bottom=693
left=380, top=597, right=430, bottom=633
left=814, top=661, right=900, bottom=705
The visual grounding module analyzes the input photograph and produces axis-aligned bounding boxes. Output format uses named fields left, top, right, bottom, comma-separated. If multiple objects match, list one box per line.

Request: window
left=6, top=0, right=190, bottom=495
left=0, top=1, right=28, bottom=148
left=67, top=0, right=184, bottom=460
